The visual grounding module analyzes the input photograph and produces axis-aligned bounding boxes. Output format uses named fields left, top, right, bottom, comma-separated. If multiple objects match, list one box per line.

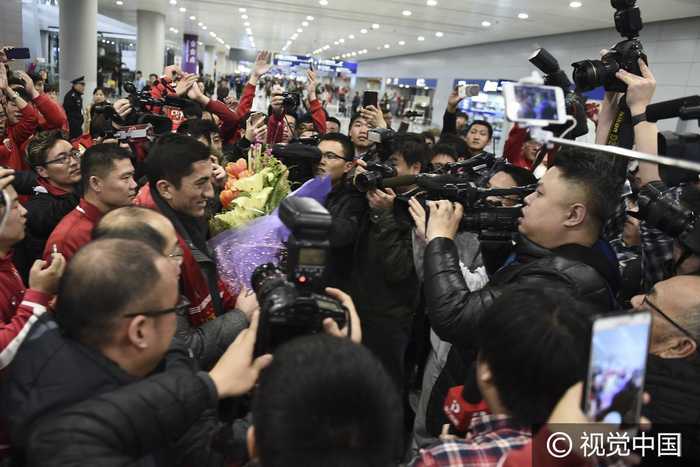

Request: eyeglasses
left=123, top=299, right=190, bottom=319
left=321, top=152, right=351, bottom=162
left=643, top=296, right=697, bottom=344
left=168, top=245, right=185, bottom=263
left=44, top=150, right=81, bottom=166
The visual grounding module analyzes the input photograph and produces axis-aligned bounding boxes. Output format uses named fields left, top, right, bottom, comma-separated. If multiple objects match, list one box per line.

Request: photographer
left=423, top=147, right=620, bottom=350
left=0, top=63, right=39, bottom=172
left=314, top=133, right=367, bottom=291
left=348, top=106, right=387, bottom=159
left=267, top=69, right=326, bottom=145
left=352, top=134, right=428, bottom=389
left=13, top=70, right=67, bottom=134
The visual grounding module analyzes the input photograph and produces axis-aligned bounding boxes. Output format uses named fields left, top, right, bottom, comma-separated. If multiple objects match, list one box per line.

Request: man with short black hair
left=13, top=131, right=80, bottom=275
left=352, top=134, right=429, bottom=388
left=44, top=143, right=136, bottom=262
left=93, top=206, right=254, bottom=370
left=315, top=133, right=367, bottom=291
left=463, top=120, right=494, bottom=159
left=411, top=287, right=592, bottom=465
left=326, top=116, right=341, bottom=134
left=249, top=334, right=402, bottom=467
left=2, top=238, right=271, bottom=465
left=136, top=133, right=238, bottom=328
left=348, top=113, right=370, bottom=158
left=424, top=148, right=620, bottom=352
left=429, top=144, right=458, bottom=172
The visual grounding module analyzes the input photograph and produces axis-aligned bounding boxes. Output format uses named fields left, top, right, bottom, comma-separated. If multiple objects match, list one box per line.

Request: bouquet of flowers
left=210, top=143, right=290, bottom=235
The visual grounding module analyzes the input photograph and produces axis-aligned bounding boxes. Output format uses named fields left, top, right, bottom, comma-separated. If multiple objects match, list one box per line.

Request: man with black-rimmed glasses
left=631, top=275, right=700, bottom=457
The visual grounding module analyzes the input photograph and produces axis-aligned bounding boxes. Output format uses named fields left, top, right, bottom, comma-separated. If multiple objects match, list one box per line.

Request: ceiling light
left=435, top=31, right=443, bottom=37
left=179, top=7, right=186, bottom=12
left=201, top=25, right=207, bottom=30
left=169, top=0, right=176, bottom=5
left=351, top=51, right=357, bottom=56
left=518, top=13, right=529, bottom=19
left=210, top=31, right=217, bottom=37
left=115, top=0, right=123, bottom=5
left=307, top=16, right=315, bottom=21
left=226, top=44, right=230, bottom=48
left=427, top=0, right=437, bottom=5
left=360, top=28, right=368, bottom=34
left=371, top=23, right=380, bottom=29
left=348, top=34, right=355, bottom=39
left=417, top=35, right=425, bottom=41
left=244, top=22, right=250, bottom=26
left=198, top=41, right=203, bottom=45
left=323, top=44, right=330, bottom=50
left=339, top=38, right=345, bottom=43
left=172, top=29, right=179, bottom=34
left=241, top=14, right=248, bottom=19
left=319, top=0, right=328, bottom=5
left=376, top=46, right=382, bottom=50
left=189, top=15, right=196, bottom=20
left=297, top=28, right=303, bottom=33
left=569, top=1, right=582, bottom=7
left=481, top=20, right=491, bottom=27
left=198, top=22, right=203, bottom=26
left=384, top=44, right=390, bottom=49
left=402, top=10, right=412, bottom=16
left=302, top=21, right=309, bottom=27
left=398, top=40, right=405, bottom=45
left=334, top=41, right=339, bottom=45
left=239, top=7, right=246, bottom=12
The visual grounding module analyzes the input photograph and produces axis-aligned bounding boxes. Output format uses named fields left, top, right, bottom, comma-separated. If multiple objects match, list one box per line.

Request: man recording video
left=422, top=148, right=621, bottom=352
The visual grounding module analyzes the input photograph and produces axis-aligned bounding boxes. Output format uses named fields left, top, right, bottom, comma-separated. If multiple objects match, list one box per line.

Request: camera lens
left=354, top=171, right=379, bottom=192
left=251, top=263, right=287, bottom=295
left=572, top=60, right=604, bottom=92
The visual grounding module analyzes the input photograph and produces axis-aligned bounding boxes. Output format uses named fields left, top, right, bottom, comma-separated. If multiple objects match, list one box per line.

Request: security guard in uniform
left=63, top=76, right=85, bottom=139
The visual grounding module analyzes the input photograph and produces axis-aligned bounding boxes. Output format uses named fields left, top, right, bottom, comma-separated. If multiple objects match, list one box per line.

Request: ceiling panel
left=97, top=0, right=700, bottom=60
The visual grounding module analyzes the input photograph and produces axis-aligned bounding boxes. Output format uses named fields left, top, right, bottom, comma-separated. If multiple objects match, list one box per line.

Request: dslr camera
left=252, top=197, right=348, bottom=355
left=353, top=161, right=397, bottom=192
left=282, top=92, right=301, bottom=113
left=634, top=182, right=700, bottom=258
left=572, top=0, right=647, bottom=92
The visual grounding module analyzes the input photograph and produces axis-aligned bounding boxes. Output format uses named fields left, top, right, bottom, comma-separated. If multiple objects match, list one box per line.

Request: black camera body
left=635, top=182, right=700, bottom=256
left=354, top=161, right=397, bottom=192
left=392, top=173, right=535, bottom=240
left=282, top=92, right=300, bottom=113
left=571, top=0, right=646, bottom=93
left=252, top=197, right=347, bottom=355
left=529, top=48, right=589, bottom=139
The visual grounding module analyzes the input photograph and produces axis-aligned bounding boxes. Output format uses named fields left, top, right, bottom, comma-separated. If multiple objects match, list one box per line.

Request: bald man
left=631, top=275, right=700, bottom=451
left=92, top=206, right=257, bottom=370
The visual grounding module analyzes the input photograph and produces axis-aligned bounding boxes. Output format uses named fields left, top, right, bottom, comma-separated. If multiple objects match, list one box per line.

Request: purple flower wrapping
left=209, top=176, right=333, bottom=295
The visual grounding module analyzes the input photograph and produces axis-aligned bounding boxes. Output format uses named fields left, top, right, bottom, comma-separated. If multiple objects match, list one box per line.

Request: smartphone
left=362, top=91, right=378, bottom=109
left=457, top=84, right=480, bottom=99
left=502, top=82, right=567, bottom=125
left=582, top=310, right=652, bottom=426
left=5, top=48, right=30, bottom=60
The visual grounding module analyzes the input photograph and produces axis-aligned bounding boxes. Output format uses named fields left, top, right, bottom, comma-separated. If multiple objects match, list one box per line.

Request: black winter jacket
left=14, top=183, right=80, bottom=281
left=324, top=181, right=367, bottom=291
left=25, top=369, right=219, bottom=467
left=424, top=235, right=617, bottom=347
left=1, top=316, right=238, bottom=466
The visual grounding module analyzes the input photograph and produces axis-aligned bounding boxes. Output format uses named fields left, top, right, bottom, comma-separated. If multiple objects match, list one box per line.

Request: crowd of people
left=0, top=39, right=699, bottom=467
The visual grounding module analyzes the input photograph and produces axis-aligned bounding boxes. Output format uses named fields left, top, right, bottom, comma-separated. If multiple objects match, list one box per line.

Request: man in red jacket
left=267, top=68, right=326, bottom=145
left=0, top=65, right=38, bottom=171
left=44, top=144, right=137, bottom=262
left=135, top=133, right=237, bottom=327
left=14, top=71, right=68, bottom=133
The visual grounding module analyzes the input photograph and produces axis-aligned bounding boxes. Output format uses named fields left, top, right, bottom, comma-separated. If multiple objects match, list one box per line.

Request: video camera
left=572, top=0, right=647, bottom=93
left=353, top=161, right=397, bottom=192
left=271, top=143, right=321, bottom=188
left=282, top=92, right=301, bottom=113
left=101, top=123, right=156, bottom=144
left=252, top=197, right=348, bottom=355
left=391, top=173, right=535, bottom=240
left=633, top=181, right=700, bottom=257
left=529, top=48, right=589, bottom=139
left=116, top=81, right=190, bottom=135
left=645, top=95, right=700, bottom=186
left=365, top=127, right=397, bottom=161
